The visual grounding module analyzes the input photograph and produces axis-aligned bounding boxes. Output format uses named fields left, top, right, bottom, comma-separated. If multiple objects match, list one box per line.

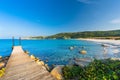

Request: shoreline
left=77, top=38, right=120, bottom=61
left=77, top=38, right=120, bottom=45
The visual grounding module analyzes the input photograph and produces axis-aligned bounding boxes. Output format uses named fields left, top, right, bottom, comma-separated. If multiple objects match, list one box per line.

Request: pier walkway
left=0, top=46, right=56, bottom=80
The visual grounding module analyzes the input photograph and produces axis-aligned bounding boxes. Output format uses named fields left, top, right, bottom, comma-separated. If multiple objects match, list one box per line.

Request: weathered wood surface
left=0, top=46, right=56, bottom=80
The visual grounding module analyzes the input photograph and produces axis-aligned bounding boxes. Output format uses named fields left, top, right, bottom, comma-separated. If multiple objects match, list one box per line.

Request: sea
left=0, top=39, right=120, bottom=66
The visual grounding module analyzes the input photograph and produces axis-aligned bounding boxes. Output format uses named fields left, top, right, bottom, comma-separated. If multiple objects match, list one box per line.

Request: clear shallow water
left=0, top=39, right=120, bottom=66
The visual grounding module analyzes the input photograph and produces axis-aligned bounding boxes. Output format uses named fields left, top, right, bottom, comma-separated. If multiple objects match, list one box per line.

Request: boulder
left=30, top=55, right=35, bottom=60
left=74, top=58, right=92, bottom=67
left=0, top=62, right=5, bottom=69
left=79, top=50, right=87, bottom=54
left=0, top=56, right=2, bottom=59
left=36, top=61, right=45, bottom=66
left=51, top=65, right=64, bottom=80
left=44, top=64, right=50, bottom=71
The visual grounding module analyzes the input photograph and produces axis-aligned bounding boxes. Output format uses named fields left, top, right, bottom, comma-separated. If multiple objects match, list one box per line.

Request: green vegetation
left=62, top=59, right=120, bottom=80
left=30, top=36, right=46, bottom=39
left=29, top=30, right=120, bottom=39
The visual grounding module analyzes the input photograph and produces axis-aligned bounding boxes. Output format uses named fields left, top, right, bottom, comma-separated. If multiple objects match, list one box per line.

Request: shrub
left=62, top=59, right=120, bottom=80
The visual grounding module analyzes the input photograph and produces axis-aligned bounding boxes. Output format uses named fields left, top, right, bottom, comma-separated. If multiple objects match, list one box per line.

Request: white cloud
left=77, top=0, right=92, bottom=4
left=110, top=19, right=120, bottom=24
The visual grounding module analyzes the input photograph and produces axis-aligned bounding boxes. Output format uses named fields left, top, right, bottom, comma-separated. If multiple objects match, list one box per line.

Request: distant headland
left=22, top=29, right=120, bottom=40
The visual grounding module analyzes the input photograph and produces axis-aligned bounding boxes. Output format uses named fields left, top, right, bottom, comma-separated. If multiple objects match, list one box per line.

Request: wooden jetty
left=0, top=46, right=56, bottom=80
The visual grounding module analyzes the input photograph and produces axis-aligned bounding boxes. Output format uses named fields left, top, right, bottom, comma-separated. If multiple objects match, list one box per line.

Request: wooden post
left=12, top=36, right=14, bottom=49
left=19, top=37, right=21, bottom=45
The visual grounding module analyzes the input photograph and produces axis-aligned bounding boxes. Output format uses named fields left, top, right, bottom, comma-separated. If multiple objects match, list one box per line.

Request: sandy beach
left=78, top=38, right=120, bottom=45
left=77, top=38, right=120, bottom=61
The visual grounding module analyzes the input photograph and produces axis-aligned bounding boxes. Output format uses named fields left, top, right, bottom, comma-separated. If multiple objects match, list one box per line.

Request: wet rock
left=0, top=56, right=9, bottom=69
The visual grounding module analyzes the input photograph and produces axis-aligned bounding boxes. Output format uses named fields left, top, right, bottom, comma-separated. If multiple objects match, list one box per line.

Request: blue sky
left=0, top=0, right=120, bottom=38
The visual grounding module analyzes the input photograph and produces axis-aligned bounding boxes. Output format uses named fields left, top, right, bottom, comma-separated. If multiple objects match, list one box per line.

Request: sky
left=0, top=0, right=120, bottom=38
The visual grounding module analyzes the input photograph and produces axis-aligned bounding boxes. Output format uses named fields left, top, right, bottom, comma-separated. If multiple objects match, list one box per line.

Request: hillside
left=29, top=30, right=120, bottom=39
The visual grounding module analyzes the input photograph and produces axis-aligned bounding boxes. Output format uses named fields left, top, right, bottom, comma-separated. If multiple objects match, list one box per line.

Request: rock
left=101, top=44, right=109, bottom=47
left=52, top=64, right=56, bottom=67
left=35, top=59, right=39, bottom=62
left=36, top=61, right=49, bottom=70
left=45, top=59, right=48, bottom=62
left=51, top=65, right=64, bottom=80
left=30, top=55, right=35, bottom=60
left=35, top=57, right=40, bottom=62
left=69, top=46, right=74, bottom=50
left=24, top=50, right=29, bottom=54
left=80, top=50, right=87, bottom=54
left=0, top=59, right=2, bottom=62
left=42, top=66, right=47, bottom=70
left=0, top=62, right=5, bottom=69
left=37, top=61, right=45, bottom=66
left=40, top=61, right=45, bottom=65
left=44, top=64, right=50, bottom=71
left=81, top=46, right=85, bottom=49
left=0, top=56, right=2, bottom=59
left=74, top=58, right=92, bottom=67
left=5, top=56, right=9, bottom=60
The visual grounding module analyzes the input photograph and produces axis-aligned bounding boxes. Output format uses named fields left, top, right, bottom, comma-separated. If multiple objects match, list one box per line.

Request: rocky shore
left=0, top=56, right=9, bottom=69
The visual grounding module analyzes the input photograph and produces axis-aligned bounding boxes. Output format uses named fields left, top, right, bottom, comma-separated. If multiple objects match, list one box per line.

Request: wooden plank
left=0, top=46, right=56, bottom=80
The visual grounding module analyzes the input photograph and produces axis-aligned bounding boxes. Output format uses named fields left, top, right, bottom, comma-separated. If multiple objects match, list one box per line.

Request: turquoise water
left=0, top=39, right=120, bottom=66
